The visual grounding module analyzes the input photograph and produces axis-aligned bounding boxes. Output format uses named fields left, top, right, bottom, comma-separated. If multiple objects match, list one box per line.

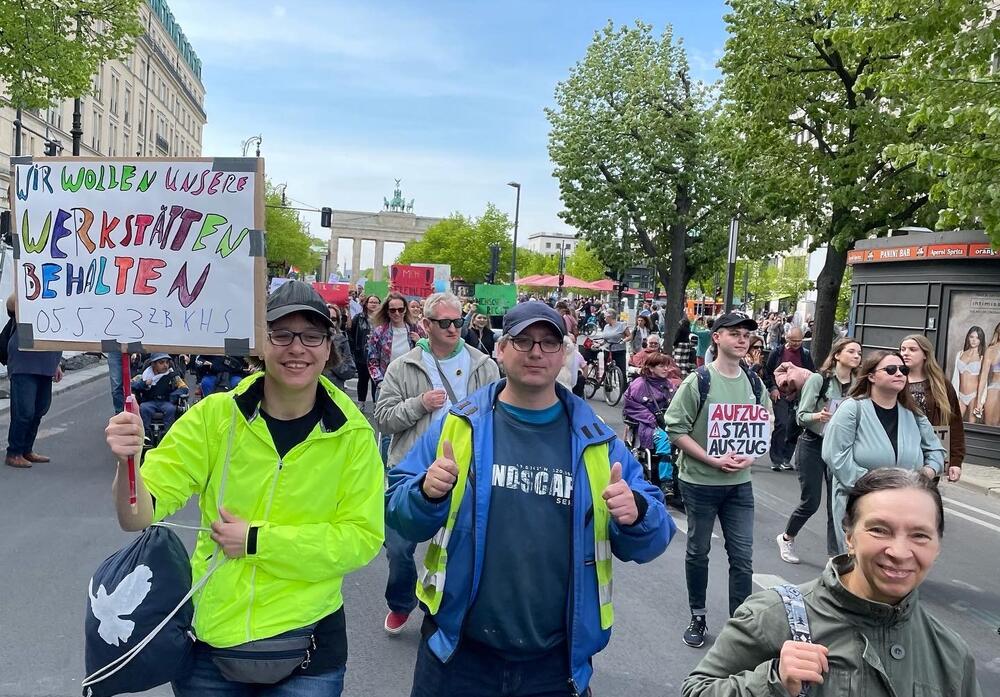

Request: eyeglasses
left=876, top=364, right=910, bottom=376
left=388, top=307, right=406, bottom=314
left=509, top=336, right=563, bottom=353
left=267, top=329, right=329, bottom=347
left=427, top=318, right=463, bottom=329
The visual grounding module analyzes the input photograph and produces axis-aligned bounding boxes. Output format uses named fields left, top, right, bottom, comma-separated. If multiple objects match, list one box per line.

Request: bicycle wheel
left=604, top=366, right=624, bottom=406
left=583, top=363, right=599, bottom=399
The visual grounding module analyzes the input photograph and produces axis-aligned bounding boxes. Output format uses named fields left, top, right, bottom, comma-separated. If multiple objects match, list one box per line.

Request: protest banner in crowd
left=705, top=403, right=771, bottom=457
left=10, top=157, right=265, bottom=354
left=390, top=264, right=434, bottom=298
left=475, top=284, right=517, bottom=316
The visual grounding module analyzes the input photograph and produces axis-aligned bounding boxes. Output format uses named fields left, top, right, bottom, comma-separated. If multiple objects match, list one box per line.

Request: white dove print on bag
left=87, top=564, right=154, bottom=646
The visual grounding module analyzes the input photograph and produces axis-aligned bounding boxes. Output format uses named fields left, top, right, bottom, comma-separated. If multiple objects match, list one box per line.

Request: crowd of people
left=94, top=284, right=981, bottom=696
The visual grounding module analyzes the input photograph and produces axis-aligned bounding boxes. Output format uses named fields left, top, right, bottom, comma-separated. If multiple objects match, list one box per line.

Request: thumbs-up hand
left=423, top=440, right=460, bottom=500
left=211, top=506, right=250, bottom=558
left=602, top=462, right=638, bottom=526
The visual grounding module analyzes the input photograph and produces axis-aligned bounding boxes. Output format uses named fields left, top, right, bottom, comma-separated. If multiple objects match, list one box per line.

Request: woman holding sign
left=900, top=334, right=965, bottom=483
left=821, top=350, right=945, bottom=553
left=105, top=280, right=384, bottom=696
left=776, top=337, right=861, bottom=564
left=684, top=468, right=983, bottom=697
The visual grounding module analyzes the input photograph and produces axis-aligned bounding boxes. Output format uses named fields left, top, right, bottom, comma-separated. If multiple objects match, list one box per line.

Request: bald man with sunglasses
left=374, top=292, right=500, bottom=636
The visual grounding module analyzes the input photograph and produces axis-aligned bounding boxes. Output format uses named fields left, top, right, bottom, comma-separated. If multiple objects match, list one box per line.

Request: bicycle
left=581, top=338, right=624, bottom=406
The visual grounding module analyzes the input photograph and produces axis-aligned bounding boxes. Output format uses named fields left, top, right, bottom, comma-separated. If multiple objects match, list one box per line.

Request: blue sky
left=168, top=0, right=728, bottom=272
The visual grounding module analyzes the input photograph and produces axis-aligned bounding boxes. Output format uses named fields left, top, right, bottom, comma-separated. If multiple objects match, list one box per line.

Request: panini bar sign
left=848, top=242, right=999, bottom=264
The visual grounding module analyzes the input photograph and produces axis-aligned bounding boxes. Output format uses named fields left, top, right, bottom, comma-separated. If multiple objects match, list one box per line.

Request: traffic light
left=487, top=244, right=501, bottom=284
left=320, top=207, right=332, bottom=228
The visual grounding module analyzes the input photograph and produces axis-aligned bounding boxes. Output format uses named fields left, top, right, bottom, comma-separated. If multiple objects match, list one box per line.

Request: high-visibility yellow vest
left=416, top=414, right=615, bottom=630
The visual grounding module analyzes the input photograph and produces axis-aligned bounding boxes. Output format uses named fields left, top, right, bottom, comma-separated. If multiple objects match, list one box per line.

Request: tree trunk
left=811, top=244, right=848, bottom=365
left=661, top=221, right=688, bottom=347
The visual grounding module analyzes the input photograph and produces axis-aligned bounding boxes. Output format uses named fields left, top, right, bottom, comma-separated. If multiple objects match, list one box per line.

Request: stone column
left=374, top=238, right=385, bottom=281
left=351, top=237, right=362, bottom=284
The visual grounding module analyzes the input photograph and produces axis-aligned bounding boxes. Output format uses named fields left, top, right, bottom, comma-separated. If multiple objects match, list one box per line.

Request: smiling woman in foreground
left=682, top=468, right=982, bottom=697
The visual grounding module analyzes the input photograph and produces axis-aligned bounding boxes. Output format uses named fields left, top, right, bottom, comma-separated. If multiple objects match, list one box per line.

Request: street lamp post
left=507, top=181, right=520, bottom=282
left=242, top=135, right=262, bottom=157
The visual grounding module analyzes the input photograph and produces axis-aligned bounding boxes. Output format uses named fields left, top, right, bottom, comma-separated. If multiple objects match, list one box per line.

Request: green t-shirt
left=663, top=363, right=773, bottom=486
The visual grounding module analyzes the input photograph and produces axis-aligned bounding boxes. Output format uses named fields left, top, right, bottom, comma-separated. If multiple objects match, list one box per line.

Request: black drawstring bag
left=82, top=525, right=198, bottom=696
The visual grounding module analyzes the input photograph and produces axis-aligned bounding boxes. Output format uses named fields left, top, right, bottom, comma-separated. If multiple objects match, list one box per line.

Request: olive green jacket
left=683, top=556, right=982, bottom=697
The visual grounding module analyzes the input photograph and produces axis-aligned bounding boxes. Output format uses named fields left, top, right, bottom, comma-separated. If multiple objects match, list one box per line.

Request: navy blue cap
left=266, top=280, right=334, bottom=328
left=502, top=301, right=566, bottom=338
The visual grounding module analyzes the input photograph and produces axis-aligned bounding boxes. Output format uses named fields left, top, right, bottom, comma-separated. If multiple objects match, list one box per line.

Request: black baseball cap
left=266, top=280, right=334, bottom=328
left=502, top=301, right=566, bottom=338
left=712, top=312, right=758, bottom=331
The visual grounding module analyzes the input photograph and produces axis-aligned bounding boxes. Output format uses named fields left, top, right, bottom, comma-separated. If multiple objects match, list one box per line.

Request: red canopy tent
left=587, top=278, right=639, bottom=295
left=517, top=274, right=596, bottom=289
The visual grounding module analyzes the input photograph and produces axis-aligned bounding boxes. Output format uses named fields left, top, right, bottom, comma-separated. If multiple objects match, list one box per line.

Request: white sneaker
left=776, top=533, right=800, bottom=564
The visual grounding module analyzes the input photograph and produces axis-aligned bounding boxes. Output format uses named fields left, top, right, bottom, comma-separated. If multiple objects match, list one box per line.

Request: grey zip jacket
left=683, top=556, right=982, bottom=697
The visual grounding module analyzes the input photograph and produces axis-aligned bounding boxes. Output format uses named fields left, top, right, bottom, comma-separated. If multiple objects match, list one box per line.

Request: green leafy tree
left=835, top=265, right=853, bottom=325
left=0, top=0, right=144, bottom=110
left=265, top=182, right=320, bottom=276
left=774, top=255, right=814, bottom=304
left=565, top=242, right=605, bottom=281
left=881, top=4, right=1000, bottom=244
left=396, top=204, right=514, bottom=282
left=547, top=21, right=730, bottom=339
left=719, top=0, right=971, bottom=362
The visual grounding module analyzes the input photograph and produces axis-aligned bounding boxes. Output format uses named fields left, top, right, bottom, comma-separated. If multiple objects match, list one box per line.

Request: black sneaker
left=779, top=462, right=795, bottom=471
left=770, top=460, right=786, bottom=471
left=682, top=614, right=707, bottom=647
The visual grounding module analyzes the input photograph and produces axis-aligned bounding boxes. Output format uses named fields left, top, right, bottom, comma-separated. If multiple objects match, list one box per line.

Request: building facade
left=526, top=231, right=578, bottom=255
left=0, top=0, right=206, bottom=210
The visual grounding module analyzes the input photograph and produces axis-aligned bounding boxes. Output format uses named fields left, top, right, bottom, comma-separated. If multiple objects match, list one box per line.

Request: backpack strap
left=774, top=583, right=813, bottom=697
left=814, top=373, right=832, bottom=413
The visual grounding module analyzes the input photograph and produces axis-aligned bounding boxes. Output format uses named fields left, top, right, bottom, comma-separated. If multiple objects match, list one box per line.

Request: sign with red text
left=10, top=157, right=266, bottom=353
left=390, top=264, right=434, bottom=298
left=705, top=403, right=771, bottom=458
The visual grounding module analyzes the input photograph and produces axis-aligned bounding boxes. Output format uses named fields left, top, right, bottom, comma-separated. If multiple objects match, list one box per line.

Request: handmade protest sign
left=475, top=283, right=517, bottom=316
left=363, top=280, right=388, bottom=300
left=705, top=403, right=771, bottom=458
left=9, top=157, right=266, bottom=354
left=390, top=264, right=434, bottom=299
left=312, top=282, right=350, bottom=306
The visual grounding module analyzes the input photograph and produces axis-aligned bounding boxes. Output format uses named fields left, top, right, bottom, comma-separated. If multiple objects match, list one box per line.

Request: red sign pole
left=120, top=353, right=138, bottom=513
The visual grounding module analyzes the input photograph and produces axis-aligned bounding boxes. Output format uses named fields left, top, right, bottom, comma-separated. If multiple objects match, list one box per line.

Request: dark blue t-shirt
left=463, top=400, right=573, bottom=657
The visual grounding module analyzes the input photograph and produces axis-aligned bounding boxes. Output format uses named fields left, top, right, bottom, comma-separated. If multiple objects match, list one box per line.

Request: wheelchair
left=622, top=416, right=684, bottom=511
left=133, top=357, right=190, bottom=448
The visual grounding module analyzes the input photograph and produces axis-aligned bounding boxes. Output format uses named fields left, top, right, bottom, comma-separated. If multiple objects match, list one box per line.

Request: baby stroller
left=622, top=416, right=683, bottom=511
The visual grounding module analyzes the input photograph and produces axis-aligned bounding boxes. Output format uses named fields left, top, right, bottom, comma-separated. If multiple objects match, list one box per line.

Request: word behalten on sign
left=10, top=157, right=266, bottom=355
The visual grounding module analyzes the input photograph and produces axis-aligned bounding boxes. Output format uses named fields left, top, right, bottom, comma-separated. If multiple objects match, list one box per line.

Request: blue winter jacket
left=386, top=380, right=675, bottom=694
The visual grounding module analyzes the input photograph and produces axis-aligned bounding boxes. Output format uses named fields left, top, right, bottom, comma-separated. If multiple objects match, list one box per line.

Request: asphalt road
left=1, top=377, right=998, bottom=696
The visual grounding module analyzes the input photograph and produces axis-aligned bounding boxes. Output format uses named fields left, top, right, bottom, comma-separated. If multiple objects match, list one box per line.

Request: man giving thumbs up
left=386, top=301, right=674, bottom=697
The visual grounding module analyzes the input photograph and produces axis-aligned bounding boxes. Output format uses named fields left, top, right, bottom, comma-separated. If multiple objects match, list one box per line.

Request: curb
left=0, top=364, right=109, bottom=417
left=953, top=478, right=1000, bottom=499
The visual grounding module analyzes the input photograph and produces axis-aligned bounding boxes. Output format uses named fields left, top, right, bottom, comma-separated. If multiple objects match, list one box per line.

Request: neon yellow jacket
left=141, top=371, right=384, bottom=648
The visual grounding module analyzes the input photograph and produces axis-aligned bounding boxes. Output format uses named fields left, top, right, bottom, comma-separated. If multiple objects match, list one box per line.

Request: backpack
left=774, top=583, right=814, bottom=697
left=0, top=315, right=14, bottom=366
left=813, top=373, right=833, bottom=413
left=693, top=363, right=765, bottom=422
left=82, top=526, right=201, bottom=696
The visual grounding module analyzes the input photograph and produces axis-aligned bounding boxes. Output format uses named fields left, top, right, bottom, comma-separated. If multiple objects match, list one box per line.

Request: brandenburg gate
left=330, top=180, right=442, bottom=284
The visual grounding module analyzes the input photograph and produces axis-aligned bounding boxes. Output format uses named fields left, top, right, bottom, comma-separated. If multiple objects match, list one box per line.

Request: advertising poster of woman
left=946, top=291, right=1000, bottom=427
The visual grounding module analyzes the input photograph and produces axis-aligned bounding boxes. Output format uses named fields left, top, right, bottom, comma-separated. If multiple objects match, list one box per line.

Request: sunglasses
left=876, top=364, right=910, bottom=376
left=388, top=307, right=406, bottom=314
left=428, top=318, right=463, bottom=329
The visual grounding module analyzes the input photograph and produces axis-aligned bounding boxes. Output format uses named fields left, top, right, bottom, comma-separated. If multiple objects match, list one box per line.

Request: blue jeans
left=201, top=374, right=242, bottom=396
left=171, top=643, right=345, bottom=697
left=679, top=480, right=755, bottom=617
left=107, top=350, right=124, bottom=413
left=139, top=400, right=178, bottom=436
left=409, top=636, right=579, bottom=697
left=6, top=373, right=53, bottom=456
left=385, top=526, right=418, bottom=614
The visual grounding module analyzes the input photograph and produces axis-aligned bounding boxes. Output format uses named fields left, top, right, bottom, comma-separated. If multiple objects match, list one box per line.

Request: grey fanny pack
left=209, top=622, right=319, bottom=684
